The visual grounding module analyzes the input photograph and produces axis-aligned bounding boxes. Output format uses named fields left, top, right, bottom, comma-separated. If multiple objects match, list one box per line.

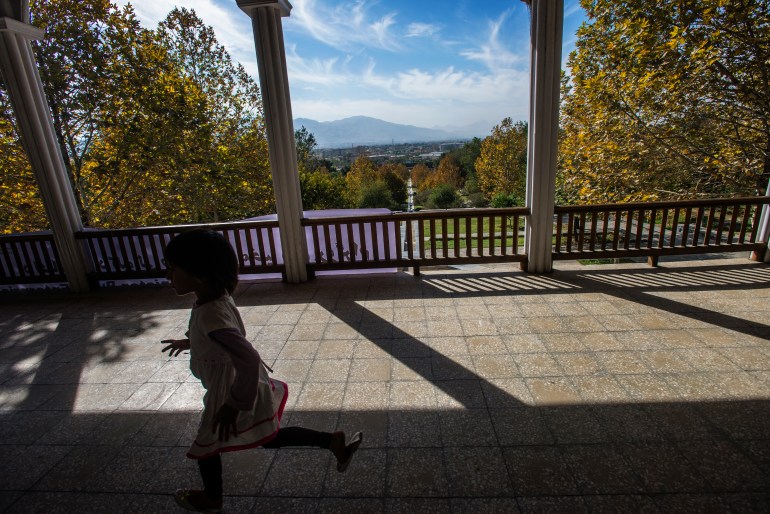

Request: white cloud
left=405, top=22, right=439, bottom=38
left=459, top=10, right=523, bottom=71
left=288, top=0, right=401, bottom=52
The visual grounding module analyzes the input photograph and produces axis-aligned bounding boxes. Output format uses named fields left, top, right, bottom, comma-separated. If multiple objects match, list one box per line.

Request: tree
left=446, top=137, right=482, bottom=183
left=0, top=90, right=47, bottom=233
left=431, top=155, right=463, bottom=189
left=427, top=184, right=460, bottom=209
left=410, top=163, right=432, bottom=189
left=1, top=2, right=274, bottom=232
left=295, top=125, right=317, bottom=173
left=376, top=162, right=408, bottom=208
left=345, top=155, right=377, bottom=207
left=358, top=182, right=394, bottom=209
left=560, top=0, right=770, bottom=203
left=475, top=118, right=528, bottom=203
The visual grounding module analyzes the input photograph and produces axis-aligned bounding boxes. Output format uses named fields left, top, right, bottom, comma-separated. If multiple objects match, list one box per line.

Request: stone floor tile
left=450, top=498, right=521, bottom=513
left=385, top=497, right=451, bottom=513
left=595, top=350, right=651, bottom=374
left=316, top=339, right=358, bottom=359
left=306, top=357, right=353, bottom=382
left=293, top=382, right=346, bottom=410
left=472, top=353, right=520, bottom=379
left=430, top=354, right=476, bottom=381
left=349, top=358, right=391, bottom=382
left=250, top=496, right=319, bottom=513
left=490, top=407, right=555, bottom=446
left=561, top=445, right=642, bottom=494
left=515, top=353, right=562, bottom=377
left=503, top=446, right=580, bottom=496
left=582, top=494, right=659, bottom=513
left=444, top=446, right=512, bottom=496
left=652, top=493, right=728, bottom=513
left=260, top=449, right=329, bottom=496
left=540, top=406, right=610, bottom=444
left=438, top=408, right=498, bottom=447
left=678, top=440, right=768, bottom=492
left=571, top=375, right=631, bottom=403
left=526, top=377, right=583, bottom=405
left=386, top=448, right=448, bottom=497
left=322, top=448, right=386, bottom=497
left=317, top=497, right=385, bottom=513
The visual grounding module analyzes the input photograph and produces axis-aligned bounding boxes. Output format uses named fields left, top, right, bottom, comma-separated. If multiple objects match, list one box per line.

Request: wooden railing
left=554, top=196, right=769, bottom=264
left=303, top=208, right=529, bottom=275
left=1, top=197, right=768, bottom=289
left=0, top=232, right=65, bottom=285
left=74, top=219, right=283, bottom=284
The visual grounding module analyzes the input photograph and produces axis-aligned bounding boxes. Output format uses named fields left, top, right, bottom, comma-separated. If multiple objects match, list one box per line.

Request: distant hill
left=293, top=116, right=488, bottom=148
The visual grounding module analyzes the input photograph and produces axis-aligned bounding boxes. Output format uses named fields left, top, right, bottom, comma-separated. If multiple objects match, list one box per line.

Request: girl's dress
left=185, top=295, right=288, bottom=459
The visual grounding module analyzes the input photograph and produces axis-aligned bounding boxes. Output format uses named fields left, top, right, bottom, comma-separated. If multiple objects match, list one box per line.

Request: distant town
left=315, top=140, right=470, bottom=169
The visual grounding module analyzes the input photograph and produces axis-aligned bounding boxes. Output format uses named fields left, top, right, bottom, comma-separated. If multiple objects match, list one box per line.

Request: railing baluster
left=669, top=208, right=680, bottom=248
left=681, top=207, right=692, bottom=247
left=623, top=210, right=633, bottom=250
left=727, top=205, right=739, bottom=244
left=715, top=204, right=728, bottom=246
left=555, top=212, right=563, bottom=253
left=647, top=208, right=657, bottom=249
left=500, top=214, right=508, bottom=255
left=406, top=219, right=414, bottom=261
left=589, top=212, right=598, bottom=251
left=334, top=222, right=345, bottom=262
left=750, top=202, right=763, bottom=243
left=441, top=217, right=449, bottom=259
left=465, top=215, right=472, bottom=257
left=692, top=206, right=705, bottom=246
left=255, top=226, right=268, bottom=266
left=429, top=219, right=437, bottom=259
left=477, top=214, right=484, bottom=257
left=453, top=217, right=460, bottom=258
left=612, top=209, right=621, bottom=251
left=705, top=205, right=717, bottom=245
left=358, top=222, right=368, bottom=262
left=346, top=222, right=356, bottom=262
left=384, top=220, right=393, bottom=261
left=266, top=226, right=278, bottom=266
left=738, top=204, right=750, bottom=243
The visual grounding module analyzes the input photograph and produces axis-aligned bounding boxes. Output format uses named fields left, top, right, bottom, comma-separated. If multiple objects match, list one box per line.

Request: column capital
left=0, top=17, right=43, bottom=39
left=237, top=0, right=292, bottom=18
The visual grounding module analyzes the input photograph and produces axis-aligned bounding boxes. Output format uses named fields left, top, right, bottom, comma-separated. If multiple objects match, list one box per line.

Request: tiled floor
left=1, top=258, right=769, bottom=513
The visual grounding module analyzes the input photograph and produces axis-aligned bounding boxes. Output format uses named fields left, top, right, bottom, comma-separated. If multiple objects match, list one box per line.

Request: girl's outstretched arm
left=161, top=338, right=190, bottom=357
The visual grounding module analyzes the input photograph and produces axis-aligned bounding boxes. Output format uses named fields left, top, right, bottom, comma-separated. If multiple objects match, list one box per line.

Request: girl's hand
left=212, top=404, right=239, bottom=442
left=161, top=339, right=190, bottom=357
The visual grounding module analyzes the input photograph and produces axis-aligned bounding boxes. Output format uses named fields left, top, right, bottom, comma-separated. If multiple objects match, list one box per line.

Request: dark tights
left=197, top=427, right=333, bottom=500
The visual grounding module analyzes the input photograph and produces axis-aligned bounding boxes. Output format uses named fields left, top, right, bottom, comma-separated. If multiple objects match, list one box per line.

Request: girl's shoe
left=174, top=489, right=223, bottom=513
left=336, top=431, right=364, bottom=472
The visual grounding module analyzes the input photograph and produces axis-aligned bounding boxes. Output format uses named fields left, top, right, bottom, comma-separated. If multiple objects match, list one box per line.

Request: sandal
left=174, top=489, right=223, bottom=513
left=337, top=431, right=364, bottom=472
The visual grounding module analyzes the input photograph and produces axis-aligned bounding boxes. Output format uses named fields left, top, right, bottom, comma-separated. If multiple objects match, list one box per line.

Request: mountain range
left=293, top=116, right=491, bottom=148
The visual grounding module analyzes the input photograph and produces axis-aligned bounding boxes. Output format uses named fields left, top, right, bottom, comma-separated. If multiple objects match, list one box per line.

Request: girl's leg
left=197, top=454, right=223, bottom=501
left=263, top=426, right=363, bottom=472
left=262, top=426, right=332, bottom=448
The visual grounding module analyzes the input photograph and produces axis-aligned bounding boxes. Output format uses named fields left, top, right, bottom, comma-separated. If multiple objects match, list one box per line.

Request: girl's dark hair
left=164, top=229, right=239, bottom=294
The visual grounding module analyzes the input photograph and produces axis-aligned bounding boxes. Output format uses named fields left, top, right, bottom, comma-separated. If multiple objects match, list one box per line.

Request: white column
left=523, top=0, right=563, bottom=273
left=0, top=16, right=90, bottom=291
left=237, top=0, right=308, bottom=283
left=756, top=181, right=770, bottom=262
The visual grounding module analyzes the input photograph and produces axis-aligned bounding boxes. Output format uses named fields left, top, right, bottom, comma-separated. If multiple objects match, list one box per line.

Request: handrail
left=2, top=197, right=768, bottom=289
left=554, top=196, right=769, bottom=265
left=302, top=207, right=529, bottom=275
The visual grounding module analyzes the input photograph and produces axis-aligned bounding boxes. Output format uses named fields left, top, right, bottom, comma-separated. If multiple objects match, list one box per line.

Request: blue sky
left=115, top=0, right=587, bottom=132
